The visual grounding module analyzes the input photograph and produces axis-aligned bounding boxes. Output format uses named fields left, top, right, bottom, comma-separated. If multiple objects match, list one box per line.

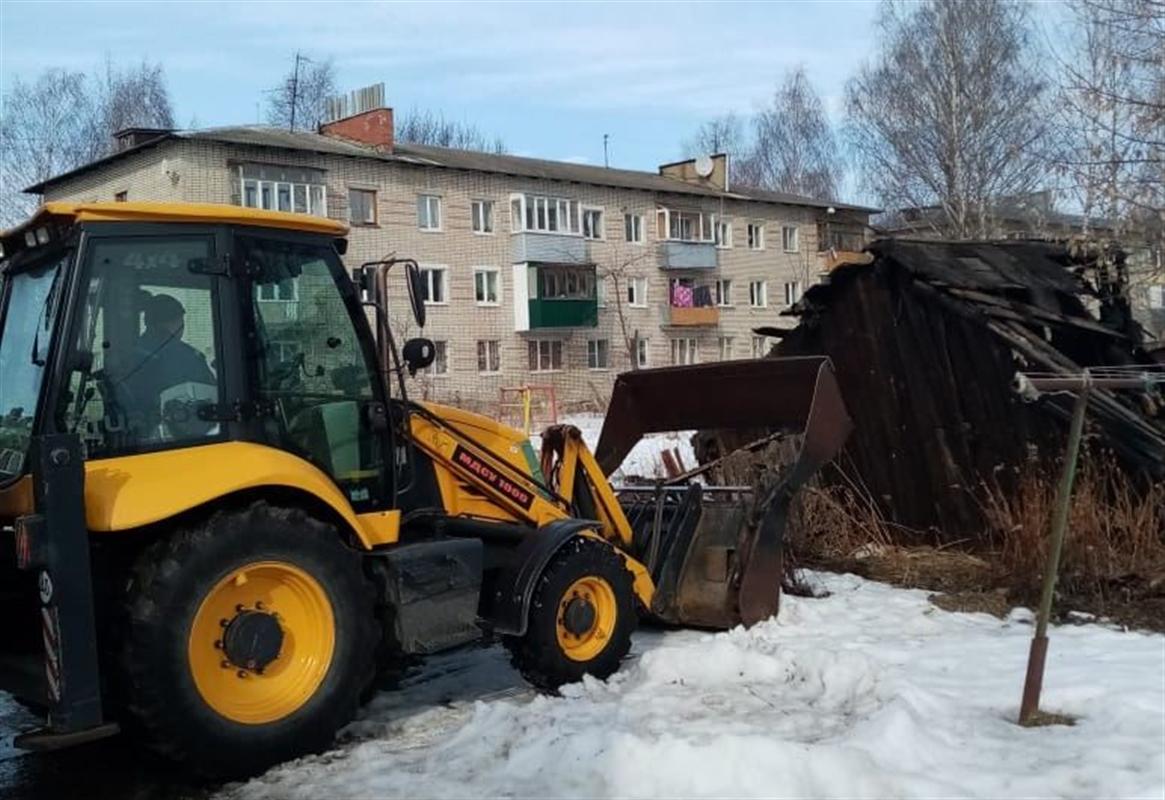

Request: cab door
left=235, top=232, right=391, bottom=512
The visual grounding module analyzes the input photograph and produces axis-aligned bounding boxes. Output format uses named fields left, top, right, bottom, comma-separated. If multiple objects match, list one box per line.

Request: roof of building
left=25, top=125, right=878, bottom=213
left=2, top=201, right=349, bottom=243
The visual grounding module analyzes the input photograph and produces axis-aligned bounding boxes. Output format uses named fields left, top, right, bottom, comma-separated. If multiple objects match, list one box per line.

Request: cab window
left=58, top=236, right=223, bottom=458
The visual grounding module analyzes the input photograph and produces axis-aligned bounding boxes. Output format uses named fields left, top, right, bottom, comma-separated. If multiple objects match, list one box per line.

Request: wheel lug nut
left=220, top=619, right=229, bottom=628
left=221, top=660, right=231, bottom=669
left=237, top=670, right=248, bottom=679
left=214, top=640, right=223, bottom=649
left=255, top=601, right=265, bottom=610
left=235, top=604, right=245, bottom=613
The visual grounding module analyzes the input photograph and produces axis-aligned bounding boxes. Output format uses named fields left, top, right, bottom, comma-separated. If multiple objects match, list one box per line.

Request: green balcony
left=527, top=298, right=598, bottom=329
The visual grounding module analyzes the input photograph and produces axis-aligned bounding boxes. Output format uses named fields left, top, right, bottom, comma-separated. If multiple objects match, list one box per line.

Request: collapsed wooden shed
left=772, top=238, right=1165, bottom=541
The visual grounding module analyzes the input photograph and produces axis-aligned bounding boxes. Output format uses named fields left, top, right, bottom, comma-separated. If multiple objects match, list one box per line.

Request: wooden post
left=1018, top=378, right=1090, bottom=725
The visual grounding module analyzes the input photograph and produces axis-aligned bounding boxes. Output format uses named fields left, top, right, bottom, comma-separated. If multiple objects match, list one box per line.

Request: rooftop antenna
left=603, top=134, right=609, bottom=168
left=288, top=52, right=312, bottom=131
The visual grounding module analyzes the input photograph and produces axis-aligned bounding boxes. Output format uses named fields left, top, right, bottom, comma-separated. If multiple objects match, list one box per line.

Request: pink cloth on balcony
left=671, top=284, right=694, bottom=307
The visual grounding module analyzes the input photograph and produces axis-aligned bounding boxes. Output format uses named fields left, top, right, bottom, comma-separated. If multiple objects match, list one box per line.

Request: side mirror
left=401, top=337, right=436, bottom=376
left=405, top=262, right=426, bottom=329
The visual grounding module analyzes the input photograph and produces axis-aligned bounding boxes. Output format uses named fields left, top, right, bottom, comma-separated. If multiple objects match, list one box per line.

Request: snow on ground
left=224, top=572, right=1165, bottom=800
left=530, top=413, right=696, bottom=482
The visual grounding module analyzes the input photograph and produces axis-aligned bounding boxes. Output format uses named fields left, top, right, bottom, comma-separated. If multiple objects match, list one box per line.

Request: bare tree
left=751, top=68, right=842, bottom=200
left=1, top=61, right=174, bottom=225
left=265, top=55, right=337, bottom=132
left=681, top=70, right=841, bottom=198
left=598, top=245, right=653, bottom=370
left=845, top=0, right=1051, bottom=239
left=395, top=108, right=506, bottom=153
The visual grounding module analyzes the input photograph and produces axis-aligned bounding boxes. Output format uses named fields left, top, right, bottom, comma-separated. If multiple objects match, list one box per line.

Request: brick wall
left=43, top=138, right=851, bottom=413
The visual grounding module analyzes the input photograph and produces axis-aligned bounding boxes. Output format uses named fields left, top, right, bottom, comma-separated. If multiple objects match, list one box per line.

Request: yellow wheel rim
left=188, top=561, right=335, bottom=725
left=555, top=576, right=618, bottom=662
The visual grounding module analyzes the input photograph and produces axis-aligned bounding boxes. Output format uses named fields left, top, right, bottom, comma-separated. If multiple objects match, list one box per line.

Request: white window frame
left=784, top=280, right=803, bottom=307
left=239, top=169, right=327, bottom=217
left=715, top=279, right=732, bottom=307
left=657, top=208, right=715, bottom=243
left=423, top=340, right=449, bottom=376
left=751, top=335, right=768, bottom=359
left=670, top=337, right=699, bottom=366
left=474, top=268, right=501, bottom=306
left=782, top=225, right=799, bottom=253
left=748, top=223, right=765, bottom=251
left=624, top=213, right=645, bottom=245
left=472, top=199, right=495, bottom=235
left=528, top=339, right=564, bottom=372
left=715, top=219, right=733, bottom=249
left=258, top=279, right=299, bottom=303
left=347, top=187, right=376, bottom=226
left=586, top=338, right=610, bottom=370
left=718, top=336, right=734, bottom=360
left=420, top=266, right=448, bottom=305
left=417, top=194, right=443, bottom=232
left=749, top=280, right=768, bottom=308
left=1149, top=284, right=1165, bottom=309
left=627, top=277, right=648, bottom=308
left=582, top=206, right=605, bottom=241
left=476, top=340, right=501, bottom=373
left=636, top=337, right=649, bottom=368
left=509, top=193, right=581, bottom=235
left=596, top=276, right=608, bottom=307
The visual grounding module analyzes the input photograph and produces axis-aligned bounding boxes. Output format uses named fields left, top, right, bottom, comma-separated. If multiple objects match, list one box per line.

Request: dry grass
left=787, top=460, right=1165, bottom=631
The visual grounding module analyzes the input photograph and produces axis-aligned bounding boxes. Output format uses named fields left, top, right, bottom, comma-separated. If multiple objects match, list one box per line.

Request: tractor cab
left=0, top=203, right=414, bottom=513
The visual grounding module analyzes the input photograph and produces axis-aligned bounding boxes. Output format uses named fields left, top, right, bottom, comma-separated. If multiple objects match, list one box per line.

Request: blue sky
left=1, top=1, right=882, bottom=193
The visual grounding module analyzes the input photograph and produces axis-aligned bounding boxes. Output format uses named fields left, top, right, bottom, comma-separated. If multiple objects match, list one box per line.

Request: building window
left=1149, top=285, right=1165, bottom=309
left=422, top=341, right=449, bottom=376
left=784, top=280, right=803, bottom=307
left=670, top=337, right=698, bottom=365
left=715, top=220, right=732, bottom=248
left=472, top=200, right=494, bottom=234
left=747, top=223, right=765, bottom=250
left=626, top=277, right=648, bottom=307
left=582, top=207, right=605, bottom=240
left=751, top=336, right=769, bottom=359
left=528, top=339, right=563, bottom=372
left=718, top=336, right=734, bottom=360
left=114, top=190, right=128, bottom=202
left=635, top=337, right=649, bottom=368
left=420, top=267, right=447, bottom=304
left=477, top=340, right=501, bottom=373
left=587, top=339, right=610, bottom=370
left=749, top=280, right=768, bottom=308
left=258, top=278, right=298, bottom=303
left=474, top=269, right=500, bottom=305
left=510, top=193, right=580, bottom=234
left=624, top=213, right=645, bottom=244
left=348, top=188, right=376, bottom=226
left=596, top=276, right=608, bottom=307
left=715, top=279, right=732, bottom=307
left=538, top=265, right=595, bottom=300
left=417, top=194, right=442, bottom=231
left=238, top=164, right=326, bottom=216
left=657, top=209, right=715, bottom=242
left=782, top=225, right=799, bottom=253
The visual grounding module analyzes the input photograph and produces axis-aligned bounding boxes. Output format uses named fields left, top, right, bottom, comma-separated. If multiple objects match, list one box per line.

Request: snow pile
left=530, top=413, right=697, bottom=481
left=225, top=573, right=1165, bottom=799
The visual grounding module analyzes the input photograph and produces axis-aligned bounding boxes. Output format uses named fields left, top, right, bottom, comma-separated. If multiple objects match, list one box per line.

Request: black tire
left=504, top=537, right=637, bottom=691
left=120, top=501, right=377, bottom=778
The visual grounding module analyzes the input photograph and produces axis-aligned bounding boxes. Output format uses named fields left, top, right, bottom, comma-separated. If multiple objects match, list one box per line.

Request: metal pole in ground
left=1018, top=375, right=1091, bottom=726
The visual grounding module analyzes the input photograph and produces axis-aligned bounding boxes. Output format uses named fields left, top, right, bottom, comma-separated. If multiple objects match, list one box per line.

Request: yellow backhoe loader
left=0, top=203, right=851, bottom=777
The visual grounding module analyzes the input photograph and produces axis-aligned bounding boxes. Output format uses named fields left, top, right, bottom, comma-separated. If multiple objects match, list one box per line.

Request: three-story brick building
left=27, top=106, right=874, bottom=412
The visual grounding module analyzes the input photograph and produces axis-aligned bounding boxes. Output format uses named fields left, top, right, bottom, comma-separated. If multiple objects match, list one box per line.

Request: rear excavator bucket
left=596, top=357, right=852, bottom=629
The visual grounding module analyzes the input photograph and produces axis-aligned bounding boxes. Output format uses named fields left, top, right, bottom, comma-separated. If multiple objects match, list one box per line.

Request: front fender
left=83, top=442, right=392, bottom=548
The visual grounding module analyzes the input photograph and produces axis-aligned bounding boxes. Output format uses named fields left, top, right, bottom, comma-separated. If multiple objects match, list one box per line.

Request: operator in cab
left=122, top=293, right=216, bottom=441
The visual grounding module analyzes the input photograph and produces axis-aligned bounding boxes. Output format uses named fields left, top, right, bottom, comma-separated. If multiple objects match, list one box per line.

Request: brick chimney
left=319, top=107, right=394, bottom=152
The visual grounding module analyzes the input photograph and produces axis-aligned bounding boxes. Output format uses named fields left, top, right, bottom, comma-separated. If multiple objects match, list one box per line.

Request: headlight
left=35, top=227, right=50, bottom=245
left=24, top=231, right=36, bottom=248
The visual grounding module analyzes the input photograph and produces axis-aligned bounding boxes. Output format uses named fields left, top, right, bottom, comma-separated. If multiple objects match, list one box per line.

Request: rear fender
left=83, top=442, right=396, bottom=548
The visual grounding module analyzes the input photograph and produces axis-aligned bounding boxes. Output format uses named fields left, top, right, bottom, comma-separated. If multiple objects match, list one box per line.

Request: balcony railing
left=658, top=240, right=717, bottom=269
left=512, top=231, right=589, bottom=265
left=663, top=304, right=719, bottom=326
left=527, top=298, right=598, bottom=329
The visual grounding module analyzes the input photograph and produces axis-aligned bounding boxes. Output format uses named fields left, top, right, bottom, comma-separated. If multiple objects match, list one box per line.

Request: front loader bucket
left=598, top=357, right=852, bottom=629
